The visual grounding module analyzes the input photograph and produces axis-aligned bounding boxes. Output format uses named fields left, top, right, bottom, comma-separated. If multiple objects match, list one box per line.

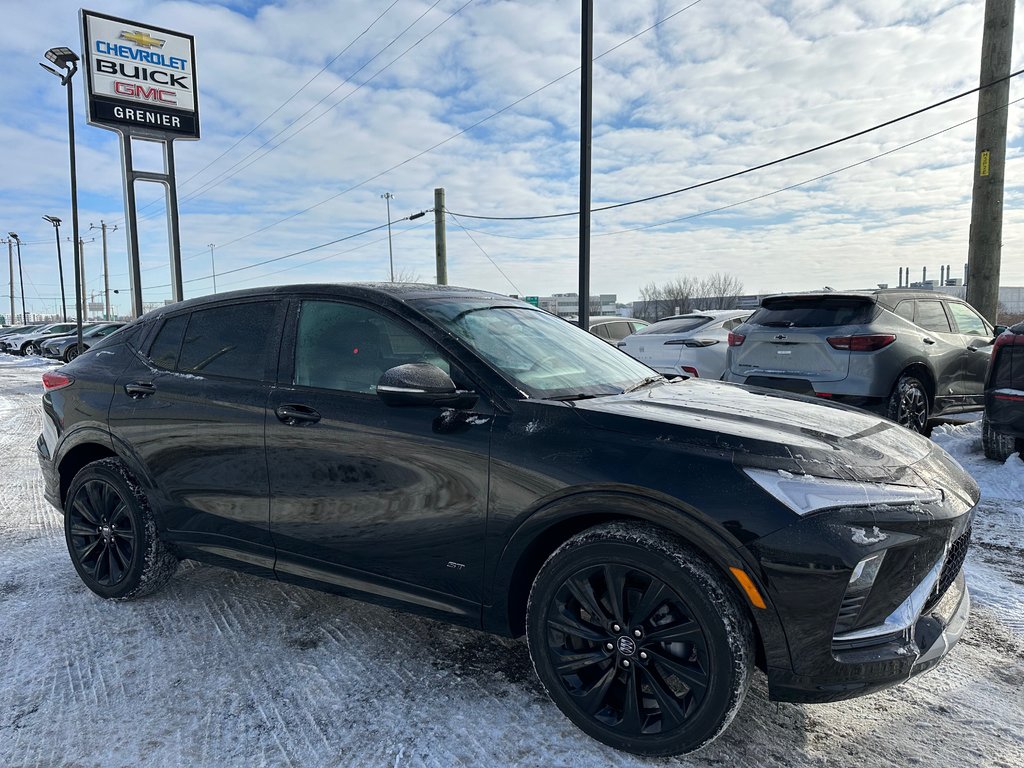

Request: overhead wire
left=448, top=212, right=521, bottom=294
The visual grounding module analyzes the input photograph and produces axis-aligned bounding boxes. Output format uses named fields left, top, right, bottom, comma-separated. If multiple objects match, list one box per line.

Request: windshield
left=751, top=296, right=877, bottom=328
left=416, top=299, right=657, bottom=399
left=635, top=316, right=712, bottom=335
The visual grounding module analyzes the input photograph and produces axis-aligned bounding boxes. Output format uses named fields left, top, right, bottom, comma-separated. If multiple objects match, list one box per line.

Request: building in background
left=537, top=293, right=617, bottom=318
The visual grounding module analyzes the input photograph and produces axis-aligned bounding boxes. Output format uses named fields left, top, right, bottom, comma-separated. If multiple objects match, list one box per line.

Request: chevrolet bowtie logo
left=119, top=30, right=166, bottom=49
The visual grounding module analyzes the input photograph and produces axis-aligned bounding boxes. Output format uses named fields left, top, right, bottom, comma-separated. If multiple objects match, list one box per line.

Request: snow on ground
left=0, top=355, right=1022, bottom=768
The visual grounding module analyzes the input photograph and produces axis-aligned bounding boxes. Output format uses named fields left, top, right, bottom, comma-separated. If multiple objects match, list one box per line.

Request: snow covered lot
left=1, top=354, right=1022, bottom=768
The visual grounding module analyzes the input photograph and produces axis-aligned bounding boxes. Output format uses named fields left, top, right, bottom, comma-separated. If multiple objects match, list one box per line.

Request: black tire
left=982, top=416, right=1017, bottom=462
left=64, top=457, right=178, bottom=600
left=885, top=374, right=930, bottom=434
left=19, top=342, right=33, bottom=357
left=526, top=522, right=754, bottom=757
left=63, top=344, right=82, bottom=363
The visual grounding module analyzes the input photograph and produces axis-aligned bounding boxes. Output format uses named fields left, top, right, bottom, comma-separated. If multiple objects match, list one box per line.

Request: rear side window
left=914, top=301, right=952, bottom=333
left=750, top=298, right=876, bottom=328
left=947, top=302, right=989, bottom=336
left=894, top=301, right=915, bottom=321
left=722, top=316, right=749, bottom=331
left=148, top=315, right=187, bottom=369
left=635, top=317, right=712, bottom=335
left=591, top=323, right=611, bottom=339
left=604, top=321, right=633, bottom=341
left=177, top=301, right=279, bottom=380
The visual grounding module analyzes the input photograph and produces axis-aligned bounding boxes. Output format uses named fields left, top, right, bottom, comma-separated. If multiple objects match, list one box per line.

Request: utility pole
left=8, top=233, right=26, bottom=323
left=90, top=221, right=117, bottom=320
left=382, top=192, right=395, bottom=281
left=78, top=237, right=87, bottom=321
left=208, top=243, right=217, bottom=294
left=4, top=238, right=13, bottom=324
left=967, top=0, right=1015, bottom=323
left=434, top=187, right=447, bottom=285
left=578, top=0, right=594, bottom=331
left=43, top=216, right=67, bottom=321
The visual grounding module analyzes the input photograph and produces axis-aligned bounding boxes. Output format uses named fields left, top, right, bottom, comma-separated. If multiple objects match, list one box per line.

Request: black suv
left=38, top=284, right=977, bottom=756
left=982, top=322, right=1024, bottom=461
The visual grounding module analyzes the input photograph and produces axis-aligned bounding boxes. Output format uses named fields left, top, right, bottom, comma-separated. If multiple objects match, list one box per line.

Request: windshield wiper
left=546, top=393, right=601, bottom=401
left=623, top=375, right=665, bottom=394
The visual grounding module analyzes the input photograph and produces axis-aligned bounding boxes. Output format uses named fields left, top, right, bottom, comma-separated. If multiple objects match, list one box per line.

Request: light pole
left=90, top=221, right=117, bottom=319
left=42, top=215, right=68, bottom=321
left=208, top=243, right=217, bottom=294
left=40, top=46, right=83, bottom=352
left=7, top=233, right=26, bottom=323
left=382, top=192, right=395, bottom=281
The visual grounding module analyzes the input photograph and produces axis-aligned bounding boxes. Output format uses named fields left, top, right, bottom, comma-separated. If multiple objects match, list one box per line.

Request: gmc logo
left=114, top=81, right=177, bottom=104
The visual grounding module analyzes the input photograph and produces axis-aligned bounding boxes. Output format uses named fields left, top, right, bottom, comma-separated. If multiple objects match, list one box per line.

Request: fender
left=482, top=487, right=792, bottom=670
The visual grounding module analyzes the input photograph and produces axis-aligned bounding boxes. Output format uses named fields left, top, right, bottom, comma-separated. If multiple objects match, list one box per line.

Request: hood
left=571, top=379, right=976, bottom=498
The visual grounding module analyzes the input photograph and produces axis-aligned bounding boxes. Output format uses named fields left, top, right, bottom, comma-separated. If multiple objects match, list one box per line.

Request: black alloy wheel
left=527, top=523, right=753, bottom=756
left=886, top=374, right=930, bottom=434
left=64, top=458, right=178, bottom=600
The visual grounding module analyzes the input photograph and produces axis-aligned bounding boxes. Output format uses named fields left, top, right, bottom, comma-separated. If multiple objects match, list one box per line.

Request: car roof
left=758, top=289, right=972, bottom=311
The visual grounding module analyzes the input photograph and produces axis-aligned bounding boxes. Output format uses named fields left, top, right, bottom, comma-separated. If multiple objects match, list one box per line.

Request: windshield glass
left=751, top=296, right=877, bottom=328
left=635, top=316, right=712, bottom=335
left=416, top=299, right=657, bottom=398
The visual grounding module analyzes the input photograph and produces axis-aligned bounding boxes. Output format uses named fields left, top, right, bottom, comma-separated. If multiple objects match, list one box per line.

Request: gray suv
left=725, top=290, right=999, bottom=432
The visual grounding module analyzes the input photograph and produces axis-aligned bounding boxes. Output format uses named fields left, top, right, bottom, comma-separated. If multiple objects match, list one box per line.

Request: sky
left=1, top=0, right=1022, bottom=318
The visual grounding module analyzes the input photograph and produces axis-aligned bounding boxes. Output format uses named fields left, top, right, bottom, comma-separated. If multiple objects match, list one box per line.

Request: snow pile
left=933, top=420, right=1024, bottom=501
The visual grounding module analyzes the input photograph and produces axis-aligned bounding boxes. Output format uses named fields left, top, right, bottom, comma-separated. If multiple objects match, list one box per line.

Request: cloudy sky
left=1, top=0, right=1022, bottom=318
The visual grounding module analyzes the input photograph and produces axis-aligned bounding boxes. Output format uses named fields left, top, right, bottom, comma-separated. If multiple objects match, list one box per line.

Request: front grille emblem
left=774, top=334, right=788, bottom=341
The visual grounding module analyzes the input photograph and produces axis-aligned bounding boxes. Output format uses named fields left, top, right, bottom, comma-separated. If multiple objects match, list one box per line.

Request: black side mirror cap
left=377, top=363, right=478, bottom=409
left=994, top=325, right=1009, bottom=335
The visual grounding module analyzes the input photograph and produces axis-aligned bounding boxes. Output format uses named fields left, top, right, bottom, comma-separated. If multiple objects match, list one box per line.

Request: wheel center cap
left=101, top=525, right=112, bottom=540
left=616, top=636, right=637, bottom=655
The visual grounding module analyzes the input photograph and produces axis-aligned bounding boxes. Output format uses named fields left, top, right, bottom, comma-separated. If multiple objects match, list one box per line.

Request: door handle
left=124, top=381, right=156, bottom=399
left=276, top=404, right=321, bottom=426
left=967, top=345, right=980, bottom=352
left=922, top=337, right=936, bottom=345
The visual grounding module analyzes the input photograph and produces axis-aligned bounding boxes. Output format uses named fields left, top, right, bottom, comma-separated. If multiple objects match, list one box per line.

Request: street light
left=382, top=192, right=395, bottom=282
left=42, top=215, right=68, bottom=321
left=7, top=233, right=26, bottom=323
left=40, top=45, right=83, bottom=353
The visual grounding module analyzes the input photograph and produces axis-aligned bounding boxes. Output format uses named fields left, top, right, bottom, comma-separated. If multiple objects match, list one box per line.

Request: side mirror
left=994, top=325, right=1008, bottom=335
left=377, top=363, right=478, bottom=408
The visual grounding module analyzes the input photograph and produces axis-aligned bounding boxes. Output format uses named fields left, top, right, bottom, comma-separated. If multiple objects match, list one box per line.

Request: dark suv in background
left=726, top=290, right=998, bottom=433
left=982, top=322, right=1024, bottom=461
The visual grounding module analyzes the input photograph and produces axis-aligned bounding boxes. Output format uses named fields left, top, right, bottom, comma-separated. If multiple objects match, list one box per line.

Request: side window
left=947, top=302, right=989, bottom=336
left=147, top=314, right=188, bottom=370
left=605, top=321, right=633, bottom=341
left=591, top=323, right=610, bottom=339
left=914, top=301, right=952, bottom=333
left=177, top=301, right=279, bottom=380
left=294, top=300, right=449, bottom=393
left=894, top=301, right=914, bottom=321
left=722, top=317, right=746, bottom=331
left=629, top=321, right=648, bottom=333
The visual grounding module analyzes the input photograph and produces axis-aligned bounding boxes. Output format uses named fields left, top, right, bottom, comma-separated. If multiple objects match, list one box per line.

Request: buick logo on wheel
left=616, top=636, right=637, bottom=655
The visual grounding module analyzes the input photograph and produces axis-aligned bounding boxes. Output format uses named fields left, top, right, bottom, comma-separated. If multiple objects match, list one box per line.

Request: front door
left=946, top=301, right=995, bottom=406
left=267, top=298, right=492, bottom=622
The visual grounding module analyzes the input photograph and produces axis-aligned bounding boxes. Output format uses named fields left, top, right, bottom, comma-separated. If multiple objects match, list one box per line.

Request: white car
left=617, top=310, right=751, bottom=379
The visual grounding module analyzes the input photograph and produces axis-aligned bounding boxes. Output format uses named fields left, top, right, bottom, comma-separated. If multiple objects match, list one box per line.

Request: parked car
left=39, top=284, right=976, bottom=757
left=0, top=324, right=44, bottom=343
left=586, top=315, right=649, bottom=343
left=40, top=322, right=126, bottom=363
left=1, top=322, right=81, bottom=355
left=617, top=310, right=751, bottom=379
left=725, top=290, right=998, bottom=433
left=981, top=322, right=1024, bottom=461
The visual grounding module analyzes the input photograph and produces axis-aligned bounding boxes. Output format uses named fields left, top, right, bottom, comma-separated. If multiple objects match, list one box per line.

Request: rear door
left=617, top=316, right=713, bottom=373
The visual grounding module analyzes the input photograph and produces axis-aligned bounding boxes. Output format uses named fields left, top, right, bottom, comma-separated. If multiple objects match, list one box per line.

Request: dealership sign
left=80, top=10, right=200, bottom=138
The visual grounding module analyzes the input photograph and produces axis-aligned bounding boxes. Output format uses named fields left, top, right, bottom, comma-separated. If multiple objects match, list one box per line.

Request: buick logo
left=774, top=334, right=788, bottom=341
left=616, top=636, right=637, bottom=655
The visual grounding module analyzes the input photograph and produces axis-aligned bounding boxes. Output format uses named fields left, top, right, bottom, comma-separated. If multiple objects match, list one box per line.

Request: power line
left=448, top=212, right=521, bottom=294
left=447, top=66, right=1024, bottom=222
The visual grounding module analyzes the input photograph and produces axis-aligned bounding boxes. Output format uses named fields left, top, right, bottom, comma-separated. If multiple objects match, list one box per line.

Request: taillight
left=993, top=331, right=1023, bottom=350
left=42, top=371, right=74, bottom=391
left=681, top=366, right=700, bottom=377
left=827, top=334, right=897, bottom=352
left=728, top=332, right=745, bottom=347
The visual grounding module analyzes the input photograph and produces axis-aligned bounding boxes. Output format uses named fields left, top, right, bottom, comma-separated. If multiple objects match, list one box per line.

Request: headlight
left=743, top=468, right=942, bottom=516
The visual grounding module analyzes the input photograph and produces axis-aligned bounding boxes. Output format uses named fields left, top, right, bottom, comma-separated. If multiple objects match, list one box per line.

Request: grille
left=923, top=527, right=971, bottom=613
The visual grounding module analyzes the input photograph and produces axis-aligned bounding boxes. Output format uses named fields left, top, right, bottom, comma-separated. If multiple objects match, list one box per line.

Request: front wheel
left=64, top=457, right=178, bottom=600
left=526, top=522, right=754, bottom=757
left=885, top=374, right=930, bottom=433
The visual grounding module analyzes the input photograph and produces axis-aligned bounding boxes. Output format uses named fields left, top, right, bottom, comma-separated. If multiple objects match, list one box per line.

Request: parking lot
left=1, top=354, right=1022, bottom=768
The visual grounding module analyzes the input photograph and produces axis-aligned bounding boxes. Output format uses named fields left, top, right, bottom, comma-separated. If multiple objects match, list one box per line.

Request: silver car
left=617, top=310, right=750, bottom=379
left=724, top=290, right=999, bottom=432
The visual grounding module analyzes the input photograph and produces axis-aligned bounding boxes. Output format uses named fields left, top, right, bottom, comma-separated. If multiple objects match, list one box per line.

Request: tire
left=885, top=374, right=930, bottom=434
left=982, top=416, right=1017, bottom=462
left=63, top=344, right=82, bottom=363
left=19, top=342, right=33, bottom=357
left=64, top=457, right=178, bottom=600
left=526, top=522, right=754, bottom=757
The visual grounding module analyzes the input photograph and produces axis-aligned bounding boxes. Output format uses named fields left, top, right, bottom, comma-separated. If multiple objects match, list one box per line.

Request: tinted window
left=635, top=317, right=712, bottom=335
left=947, top=302, right=989, bottom=336
left=148, top=315, right=187, bottom=370
left=295, top=300, right=448, bottom=393
left=894, top=301, right=914, bottom=321
left=915, top=301, right=952, bottom=333
left=178, top=301, right=279, bottom=380
left=751, top=297, right=876, bottom=328
left=604, top=322, right=633, bottom=341
left=591, top=323, right=610, bottom=339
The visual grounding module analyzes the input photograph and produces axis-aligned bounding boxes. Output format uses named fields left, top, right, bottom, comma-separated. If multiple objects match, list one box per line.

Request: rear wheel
left=886, top=374, right=930, bottom=434
left=64, top=458, right=178, bottom=600
left=63, top=344, right=82, bottom=363
left=526, top=522, right=754, bottom=756
left=982, top=416, right=1018, bottom=462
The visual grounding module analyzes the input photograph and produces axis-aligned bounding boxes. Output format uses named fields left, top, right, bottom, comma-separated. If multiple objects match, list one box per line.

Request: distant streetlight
left=40, top=45, right=83, bottom=352
left=382, top=192, right=395, bottom=281
left=7, top=233, right=26, bottom=323
left=42, top=215, right=68, bottom=321
left=208, top=243, right=217, bottom=294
